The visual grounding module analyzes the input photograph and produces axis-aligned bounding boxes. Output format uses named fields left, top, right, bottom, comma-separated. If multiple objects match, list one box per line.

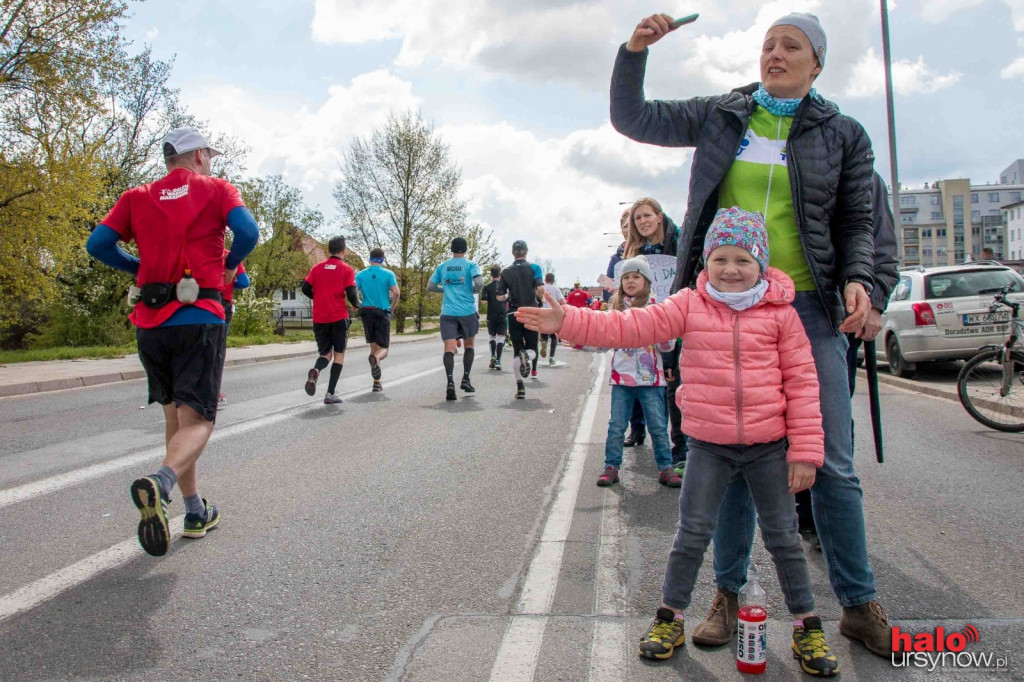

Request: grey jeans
left=662, top=438, right=816, bottom=615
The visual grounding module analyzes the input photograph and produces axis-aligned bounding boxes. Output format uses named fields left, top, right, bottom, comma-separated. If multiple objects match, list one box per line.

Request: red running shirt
left=305, top=257, right=356, bottom=323
left=221, top=254, right=246, bottom=304
left=566, top=290, right=591, bottom=308
left=101, top=168, right=245, bottom=328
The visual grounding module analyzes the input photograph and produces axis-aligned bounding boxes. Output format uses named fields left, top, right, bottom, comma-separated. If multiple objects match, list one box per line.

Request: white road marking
left=0, top=366, right=443, bottom=510
left=0, top=516, right=184, bottom=623
left=489, top=355, right=607, bottom=681
left=0, top=366, right=444, bottom=624
left=587, top=620, right=630, bottom=682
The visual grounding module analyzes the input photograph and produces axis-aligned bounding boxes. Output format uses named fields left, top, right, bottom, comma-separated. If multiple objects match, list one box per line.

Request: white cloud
left=145, top=27, right=159, bottom=41
left=920, top=0, right=1024, bottom=32
left=1001, top=56, right=1024, bottom=78
left=842, top=47, right=961, bottom=97
left=183, top=70, right=421, bottom=209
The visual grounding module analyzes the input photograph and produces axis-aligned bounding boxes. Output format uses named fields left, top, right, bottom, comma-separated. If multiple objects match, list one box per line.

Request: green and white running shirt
left=718, top=107, right=815, bottom=291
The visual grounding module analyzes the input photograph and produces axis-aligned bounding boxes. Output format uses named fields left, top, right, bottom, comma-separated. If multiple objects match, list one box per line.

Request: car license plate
left=963, top=312, right=1010, bottom=326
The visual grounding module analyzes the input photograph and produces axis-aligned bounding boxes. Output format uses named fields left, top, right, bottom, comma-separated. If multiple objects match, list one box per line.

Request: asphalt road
left=0, top=337, right=1021, bottom=681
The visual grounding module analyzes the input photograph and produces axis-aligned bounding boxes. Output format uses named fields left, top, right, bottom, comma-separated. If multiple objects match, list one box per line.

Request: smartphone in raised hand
left=669, top=13, right=699, bottom=29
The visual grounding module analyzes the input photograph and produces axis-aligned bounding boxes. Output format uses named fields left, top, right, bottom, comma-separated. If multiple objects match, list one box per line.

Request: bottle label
left=737, top=618, right=767, bottom=664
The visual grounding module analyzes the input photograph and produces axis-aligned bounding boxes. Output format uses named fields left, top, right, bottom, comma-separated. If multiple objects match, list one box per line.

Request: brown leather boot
left=690, top=588, right=738, bottom=646
left=839, top=600, right=891, bottom=657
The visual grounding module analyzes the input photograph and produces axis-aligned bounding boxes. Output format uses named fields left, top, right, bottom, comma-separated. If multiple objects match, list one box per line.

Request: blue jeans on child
left=606, top=385, right=672, bottom=470
left=710, top=291, right=877, bottom=607
left=662, top=438, right=815, bottom=615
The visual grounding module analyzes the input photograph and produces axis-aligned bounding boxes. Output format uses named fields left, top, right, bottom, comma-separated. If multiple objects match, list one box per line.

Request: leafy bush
left=30, top=280, right=134, bottom=348
left=229, top=287, right=276, bottom=337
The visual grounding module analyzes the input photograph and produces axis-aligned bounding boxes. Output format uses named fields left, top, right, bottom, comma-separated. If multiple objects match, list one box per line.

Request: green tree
left=239, top=175, right=326, bottom=299
left=334, top=110, right=496, bottom=333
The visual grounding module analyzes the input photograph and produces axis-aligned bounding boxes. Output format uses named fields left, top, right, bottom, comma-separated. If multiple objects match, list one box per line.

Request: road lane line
left=588, top=486, right=628, bottom=681
left=0, top=366, right=443, bottom=510
left=489, top=354, right=607, bottom=682
left=0, top=516, right=184, bottom=624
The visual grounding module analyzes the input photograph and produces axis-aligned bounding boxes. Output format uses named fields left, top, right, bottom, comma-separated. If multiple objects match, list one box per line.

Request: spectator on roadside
left=611, top=11, right=889, bottom=657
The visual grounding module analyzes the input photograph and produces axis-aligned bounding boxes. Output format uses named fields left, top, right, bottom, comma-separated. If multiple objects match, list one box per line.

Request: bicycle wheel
left=957, top=349, right=1024, bottom=432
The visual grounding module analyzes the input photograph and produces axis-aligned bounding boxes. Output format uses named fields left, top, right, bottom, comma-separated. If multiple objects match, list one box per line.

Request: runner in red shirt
left=86, top=126, right=259, bottom=557
left=300, top=236, right=360, bottom=404
left=566, top=282, right=591, bottom=308
left=218, top=252, right=249, bottom=403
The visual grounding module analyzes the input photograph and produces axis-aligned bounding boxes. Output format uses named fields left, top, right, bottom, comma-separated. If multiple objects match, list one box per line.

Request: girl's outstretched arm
left=519, top=289, right=690, bottom=350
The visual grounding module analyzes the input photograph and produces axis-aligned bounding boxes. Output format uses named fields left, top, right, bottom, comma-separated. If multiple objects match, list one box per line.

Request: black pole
left=864, top=340, right=885, bottom=463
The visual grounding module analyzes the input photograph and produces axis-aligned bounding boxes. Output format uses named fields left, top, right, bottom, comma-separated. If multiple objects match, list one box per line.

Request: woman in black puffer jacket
left=610, top=12, right=891, bottom=659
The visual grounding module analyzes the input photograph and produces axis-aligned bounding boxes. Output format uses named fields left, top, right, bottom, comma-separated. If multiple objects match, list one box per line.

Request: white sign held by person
left=612, top=254, right=677, bottom=302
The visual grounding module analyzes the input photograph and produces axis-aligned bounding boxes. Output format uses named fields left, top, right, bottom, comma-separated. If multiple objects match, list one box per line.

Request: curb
left=864, top=368, right=959, bottom=402
left=0, top=332, right=440, bottom=398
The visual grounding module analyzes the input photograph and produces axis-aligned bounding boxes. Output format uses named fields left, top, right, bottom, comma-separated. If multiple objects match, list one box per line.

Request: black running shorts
left=486, top=315, right=507, bottom=337
left=313, top=319, right=350, bottom=356
left=440, top=313, right=480, bottom=341
left=361, top=308, right=391, bottom=348
left=136, top=323, right=226, bottom=422
left=508, top=313, right=538, bottom=355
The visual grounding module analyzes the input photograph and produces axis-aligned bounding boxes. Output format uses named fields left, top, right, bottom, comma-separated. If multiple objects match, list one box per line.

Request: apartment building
left=894, top=160, right=1024, bottom=266
left=1004, top=199, right=1024, bottom=261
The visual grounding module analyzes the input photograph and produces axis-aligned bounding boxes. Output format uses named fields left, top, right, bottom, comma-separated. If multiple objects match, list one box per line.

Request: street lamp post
left=880, top=0, right=901, bottom=246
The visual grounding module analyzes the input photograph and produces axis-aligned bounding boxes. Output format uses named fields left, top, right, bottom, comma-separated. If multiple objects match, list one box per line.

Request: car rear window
left=924, top=269, right=1023, bottom=299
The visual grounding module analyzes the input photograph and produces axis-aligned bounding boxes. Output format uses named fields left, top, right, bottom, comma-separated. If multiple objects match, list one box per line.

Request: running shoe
left=596, top=466, right=619, bottom=487
left=518, top=351, right=530, bottom=378
left=446, top=382, right=457, bottom=401
left=515, top=380, right=525, bottom=399
left=218, top=393, right=226, bottom=404
left=489, top=357, right=496, bottom=369
left=658, top=468, right=682, bottom=487
left=494, top=362, right=502, bottom=371
left=368, top=355, right=382, bottom=380
left=540, top=339, right=547, bottom=357
left=304, top=368, right=319, bottom=396
left=792, top=616, right=840, bottom=676
left=182, top=499, right=220, bottom=539
left=460, top=376, right=475, bottom=393
left=324, top=392, right=343, bottom=404
left=673, top=462, right=686, bottom=477
left=130, top=476, right=170, bottom=557
left=531, top=369, right=538, bottom=378
left=549, top=357, right=556, bottom=365
left=372, top=380, right=383, bottom=393
left=639, top=608, right=686, bottom=660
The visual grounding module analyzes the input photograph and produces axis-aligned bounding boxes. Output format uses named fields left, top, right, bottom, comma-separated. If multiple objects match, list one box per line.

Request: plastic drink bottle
left=736, top=564, right=768, bottom=674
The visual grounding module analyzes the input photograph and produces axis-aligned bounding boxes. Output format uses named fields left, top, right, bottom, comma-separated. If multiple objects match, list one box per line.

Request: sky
left=122, top=0, right=1024, bottom=285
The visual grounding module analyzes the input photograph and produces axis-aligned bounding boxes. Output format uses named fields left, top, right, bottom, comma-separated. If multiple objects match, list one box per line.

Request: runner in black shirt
left=480, top=265, right=508, bottom=370
left=497, top=240, right=544, bottom=399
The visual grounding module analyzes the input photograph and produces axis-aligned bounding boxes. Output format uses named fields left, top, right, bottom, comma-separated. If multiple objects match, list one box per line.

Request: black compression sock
left=314, top=356, right=329, bottom=372
left=549, top=337, right=557, bottom=359
left=495, top=343, right=504, bottom=362
left=327, top=363, right=343, bottom=393
left=463, top=347, right=474, bottom=375
left=489, top=340, right=496, bottom=358
left=532, top=353, right=538, bottom=371
left=443, top=352, right=455, bottom=383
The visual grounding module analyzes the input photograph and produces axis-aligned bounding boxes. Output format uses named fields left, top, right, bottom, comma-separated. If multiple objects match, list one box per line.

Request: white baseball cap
left=162, top=126, right=222, bottom=157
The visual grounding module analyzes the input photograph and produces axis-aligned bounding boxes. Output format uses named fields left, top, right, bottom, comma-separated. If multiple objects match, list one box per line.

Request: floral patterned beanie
left=702, top=207, right=770, bottom=273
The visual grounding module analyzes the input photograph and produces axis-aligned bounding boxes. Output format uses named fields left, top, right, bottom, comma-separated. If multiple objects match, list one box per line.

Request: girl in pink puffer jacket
left=516, top=207, right=838, bottom=671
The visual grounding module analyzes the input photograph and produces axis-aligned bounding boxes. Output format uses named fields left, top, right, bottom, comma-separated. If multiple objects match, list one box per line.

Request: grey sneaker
left=323, top=392, right=343, bottom=404
left=182, top=499, right=220, bottom=539
left=130, top=476, right=170, bottom=557
left=518, top=351, right=531, bottom=378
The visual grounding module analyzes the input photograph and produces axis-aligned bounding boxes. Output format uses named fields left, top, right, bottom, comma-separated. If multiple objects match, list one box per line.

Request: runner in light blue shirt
left=427, top=237, right=484, bottom=400
left=355, top=247, right=401, bottom=392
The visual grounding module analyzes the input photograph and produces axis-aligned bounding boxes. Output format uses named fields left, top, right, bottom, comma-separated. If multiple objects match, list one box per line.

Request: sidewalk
left=0, top=332, right=440, bottom=398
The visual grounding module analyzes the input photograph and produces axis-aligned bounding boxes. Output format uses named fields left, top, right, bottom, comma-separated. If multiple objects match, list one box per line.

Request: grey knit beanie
left=770, top=13, right=826, bottom=68
left=619, top=255, right=653, bottom=284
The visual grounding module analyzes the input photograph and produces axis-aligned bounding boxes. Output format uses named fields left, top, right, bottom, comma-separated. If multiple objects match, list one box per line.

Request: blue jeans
left=711, top=292, right=877, bottom=607
left=663, top=439, right=815, bottom=614
left=606, top=385, right=672, bottom=470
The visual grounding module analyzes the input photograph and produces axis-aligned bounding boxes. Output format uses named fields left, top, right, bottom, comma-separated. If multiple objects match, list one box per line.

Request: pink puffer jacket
left=559, top=268, right=823, bottom=465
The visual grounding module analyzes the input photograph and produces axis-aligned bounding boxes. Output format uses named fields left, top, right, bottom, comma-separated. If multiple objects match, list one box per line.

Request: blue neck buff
left=752, top=84, right=818, bottom=117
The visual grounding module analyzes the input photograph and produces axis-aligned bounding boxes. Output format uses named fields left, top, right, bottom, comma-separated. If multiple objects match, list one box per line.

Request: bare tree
left=334, top=110, right=485, bottom=333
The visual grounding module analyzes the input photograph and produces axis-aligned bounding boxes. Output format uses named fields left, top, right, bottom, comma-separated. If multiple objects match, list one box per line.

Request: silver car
left=879, top=262, right=1024, bottom=378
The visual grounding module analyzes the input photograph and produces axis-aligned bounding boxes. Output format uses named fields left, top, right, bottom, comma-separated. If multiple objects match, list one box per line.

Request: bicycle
left=957, top=283, right=1024, bottom=432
